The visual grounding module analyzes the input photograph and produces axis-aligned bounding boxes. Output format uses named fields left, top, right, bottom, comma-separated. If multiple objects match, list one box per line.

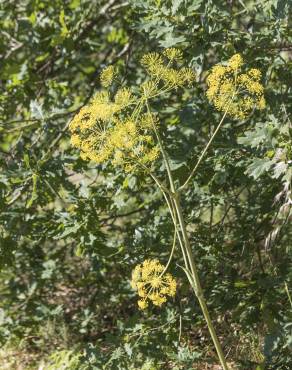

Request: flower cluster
left=69, top=48, right=196, bottom=170
left=131, top=259, right=177, bottom=309
left=206, top=54, right=265, bottom=119
left=141, top=49, right=196, bottom=88
left=100, top=65, right=116, bottom=87
left=69, top=89, right=159, bottom=171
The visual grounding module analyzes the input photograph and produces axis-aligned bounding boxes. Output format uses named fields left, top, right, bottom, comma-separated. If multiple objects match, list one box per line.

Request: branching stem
left=146, top=99, right=230, bottom=369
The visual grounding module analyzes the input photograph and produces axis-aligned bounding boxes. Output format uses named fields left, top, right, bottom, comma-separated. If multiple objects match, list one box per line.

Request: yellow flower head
left=131, top=259, right=177, bottom=309
left=70, top=133, right=81, bottom=148
left=160, top=67, right=182, bottom=87
left=163, top=48, right=183, bottom=62
left=206, top=54, right=265, bottom=119
left=228, top=53, right=243, bottom=70
left=141, top=80, right=159, bottom=98
left=179, top=67, right=196, bottom=86
left=248, top=68, right=262, bottom=80
left=114, top=87, right=133, bottom=107
left=141, top=52, right=164, bottom=73
left=140, top=50, right=196, bottom=90
left=100, top=65, right=116, bottom=87
left=69, top=89, right=159, bottom=169
left=69, top=49, right=197, bottom=169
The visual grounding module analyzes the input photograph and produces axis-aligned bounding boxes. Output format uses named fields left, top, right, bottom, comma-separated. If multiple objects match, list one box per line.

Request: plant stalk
left=146, top=99, right=229, bottom=369
left=172, top=194, right=229, bottom=370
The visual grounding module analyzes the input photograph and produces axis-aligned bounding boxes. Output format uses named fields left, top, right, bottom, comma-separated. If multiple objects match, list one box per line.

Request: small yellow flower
left=248, top=68, right=262, bottom=80
left=100, top=65, right=116, bottom=87
left=163, top=48, right=183, bottom=62
left=140, top=113, right=159, bottom=128
left=131, top=259, right=177, bottom=309
left=140, top=50, right=196, bottom=89
left=141, top=80, right=159, bottom=98
left=179, top=67, right=196, bottom=86
left=160, top=67, right=182, bottom=87
left=138, top=299, right=148, bottom=309
left=70, top=133, right=81, bottom=148
left=141, top=52, right=164, bottom=72
left=228, top=53, right=243, bottom=70
left=114, top=87, right=133, bottom=107
left=141, top=146, right=160, bottom=163
left=258, top=96, right=266, bottom=110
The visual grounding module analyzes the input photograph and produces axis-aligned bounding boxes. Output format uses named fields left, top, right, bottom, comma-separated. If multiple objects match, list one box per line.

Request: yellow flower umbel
left=69, top=88, right=159, bottom=170
left=206, top=54, right=265, bottom=120
left=69, top=48, right=195, bottom=171
left=131, top=259, right=177, bottom=309
left=141, top=48, right=196, bottom=89
left=100, top=65, right=116, bottom=87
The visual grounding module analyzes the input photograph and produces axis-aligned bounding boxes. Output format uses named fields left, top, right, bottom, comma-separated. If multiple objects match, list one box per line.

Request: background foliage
left=0, top=0, right=291, bottom=369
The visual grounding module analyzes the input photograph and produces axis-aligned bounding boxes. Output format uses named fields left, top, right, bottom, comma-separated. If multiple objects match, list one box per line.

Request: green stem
left=172, top=194, right=229, bottom=370
left=146, top=97, right=229, bottom=369
left=180, top=109, right=229, bottom=191
left=162, top=190, right=189, bottom=269
left=132, top=158, right=172, bottom=196
left=145, top=99, right=175, bottom=193
left=160, top=224, right=177, bottom=276
left=284, top=281, right=292, bottom=309
left=145, top=100, right=190, bottom=270
left=180, top=93, right=236, bottom=192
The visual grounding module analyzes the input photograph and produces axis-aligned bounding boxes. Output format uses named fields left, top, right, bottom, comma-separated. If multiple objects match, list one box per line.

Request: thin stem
left=160, top=225, right=177, bottom=276
left=180, top=93, right=236, bottom=191
left=178, top=314, right=182, bottom=343
left=172, top=195, right=229, bottom=370
left=148, top=172, right=171, bottom=196
left=133, top=150, right=188, bottom=269
left=146, top=107, right=190, bottom=270
left=162, top=191, right=189, bottom=269
left=180, top=109, right=229, bottom=191
left=146, top=94, right=228, bottom=368
left=148, top=84, right=176, bottom=100
left=269, top=252, right=292, bottom=311
left=132, top=158, right=172, bottom=196
left=284, top=281, right=292, bottom=310
left=145, top=99, right=176, bottom=193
